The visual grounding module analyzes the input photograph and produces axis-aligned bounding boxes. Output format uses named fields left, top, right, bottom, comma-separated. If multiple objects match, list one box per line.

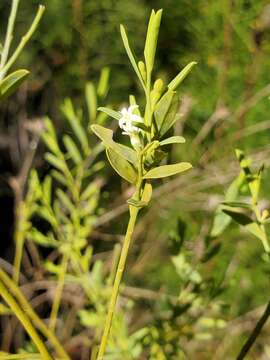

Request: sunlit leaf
left=159, top=136, right=186, bottom=146
left=120, top=24, right=145, bottom=89
left=85, top=82, right=97, bottom=122
left=210, top=172, right=245, bottom=237
left=143, top=162, right=192, bottom=179
left=61, top=98, right=89, bottom=155
left=97, top=67, right=110, bottom=98
left=97, top=107, right=121, bottom=121
left=106, top=148, right=137, bottom=184
left=144, top=9, right=163, bottom=75
left=0, top=69, right=29, bottom=99
left=63, top=135, right=82, bottom=165
left=154, top=90, right=180, bottom=137
left=91, top=124, right=137, bottom=164
left=168, top=61, right=197, bottom=91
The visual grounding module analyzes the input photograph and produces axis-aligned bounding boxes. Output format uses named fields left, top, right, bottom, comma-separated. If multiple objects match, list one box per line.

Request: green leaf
left=106, top=148, right=137, bottom=184
left=85, top=82, right=97, bottom=122
left=143, top=162, right=192, bottom=179
left=91, top=124, right=137, bottom=164
left=120, top=24, right=145, bottom=89
left=210, top=172, right=245, bottom=238
left=154, top=91, right=180, bottom=137
left=245, top=222, right=268, bottom=246
left=43, top=176, right=52, bottom=205
left=168, top=61, right=197, bottom=91
left=45, top=153, right=67, bottom=173
left=249, top=165, right=264, bottom=204
left=63, top=135, right=82, bottom=165
left=159, top=136, right=186, bottom=146
left=223, top=206, right=269, bottom=251
left=97, top=107, right=121, bottom=121
left=144, top=9, right=163, bottom=75
left=222, top=201, right=251, bottom=209
left=61, top=99, right=89, bottom=155
left=56, top=189, right=75, bottom=213
left=0, top=69, right=29, bottom=99
left=51, top=170, right=67, bottom=186
left=29, top=229, right=58, bottom=248
left=222, top=208, right=253, bottom=226
left=97, top=67, right=110, bottom=98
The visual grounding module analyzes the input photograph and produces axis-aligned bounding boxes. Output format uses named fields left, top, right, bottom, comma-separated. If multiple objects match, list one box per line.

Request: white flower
left=119, top=105, right=143, bottom=150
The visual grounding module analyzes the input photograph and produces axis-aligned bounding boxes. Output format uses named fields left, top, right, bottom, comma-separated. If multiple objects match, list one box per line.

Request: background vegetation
left=1, top=0, right=270, bottom=359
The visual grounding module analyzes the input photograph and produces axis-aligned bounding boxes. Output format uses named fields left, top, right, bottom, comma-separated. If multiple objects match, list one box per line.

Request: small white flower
left=119, top=105, right=143, bottom=150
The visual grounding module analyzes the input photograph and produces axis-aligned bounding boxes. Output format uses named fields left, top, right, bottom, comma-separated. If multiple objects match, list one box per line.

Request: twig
left=236, top=300, right=270, bottom=360
left=0, top=0, right=20, bottom=75
left=0, top=5, right=45, bottom=79
left=0, top=279, right=52, bottom=360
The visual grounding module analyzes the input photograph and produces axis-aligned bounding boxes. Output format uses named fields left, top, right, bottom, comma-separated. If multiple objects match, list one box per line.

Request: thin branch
left=236, top=300, right=270, bottom=360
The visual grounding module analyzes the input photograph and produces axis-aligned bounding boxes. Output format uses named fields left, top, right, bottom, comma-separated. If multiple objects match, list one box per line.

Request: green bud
left=138, top=61, right=147, bottom=82
left=153, top=78, right=163, bottom=92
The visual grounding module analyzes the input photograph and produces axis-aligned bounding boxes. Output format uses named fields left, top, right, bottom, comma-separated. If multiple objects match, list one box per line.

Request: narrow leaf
left=91, top=124, right=137, bottom=164
left=97, top=67, right=110, bottom=98
left=0, top=69, right=29, bottom=99
left=143, top=162, right=192, bottom=179
left=144, top=9, right=163, bottom=75
left=85, top=82, right=97, bottom=122
left=160, top=136, right=186, bottom=146
left=168, top=61, right=197, bottom=91
left=61, top=99, right=89, bottom=154
left=45, top=153, right=67, bottom=173
left=63, top=135, right=82, bottom=165
left=98, top=107, right=121, bottom=121
left=120, top=25, right=145, bottom=89
left=106, top=148, right=137, bottom=184
left=154, top=90, right=175, bottom=131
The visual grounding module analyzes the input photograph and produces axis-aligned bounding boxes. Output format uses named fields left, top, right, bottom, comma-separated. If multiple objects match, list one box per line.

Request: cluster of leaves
left=92, top=10, right=195, bottom=208
left=221, top=149, right=270, bottom=255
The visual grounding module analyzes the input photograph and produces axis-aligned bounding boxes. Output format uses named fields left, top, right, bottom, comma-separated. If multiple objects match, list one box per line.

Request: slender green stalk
left=0, top=5, right=45, bottom=79
left=0, top=269, right=70, bottom=360
left=0, top=354, right=41, bottom=359
left=0, top=280, right=52, bottom=360
left=49, top=253, right=69, bottom=332
left=0, top=0, right=20, bottom=75
left=97, top=205, right=139, bottom=360
left=13, top=204, right=25, bottom=284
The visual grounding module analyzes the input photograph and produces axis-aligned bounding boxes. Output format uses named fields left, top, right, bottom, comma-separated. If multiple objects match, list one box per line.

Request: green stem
left=0, top=269, right=70, bottom=359
left=0, top=0, right=20, bottom=74
left=0, top=354, right=41, bottom=359
left=97, top=205, right=139, bottom=360
left=49, top=253, right=69, bottom=333
left=0, top=5, right=45, bottom=80
left=13, top=209, right=24, bottom=284
left=0, top=280, right=52, bottom=360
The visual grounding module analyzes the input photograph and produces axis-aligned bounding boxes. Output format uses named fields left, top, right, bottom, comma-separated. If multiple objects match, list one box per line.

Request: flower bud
left=138, top=61, right=147, bottom=82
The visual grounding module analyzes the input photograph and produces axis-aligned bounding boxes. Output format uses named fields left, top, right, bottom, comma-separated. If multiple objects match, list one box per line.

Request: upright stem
left=0, top=5, right=45, bottom=80
left=97, top=205, right=139, bottom=360
left=0, top=0, right=20, bottom=73
left=0, top=280, right=52, bottom=360
left=49, top=253, right=69, bottom=333
left=13, top=202, right=25, bottom=284
left=236, top=300, right=270, bottom=360
left=0, top=269, right=70, bottom=359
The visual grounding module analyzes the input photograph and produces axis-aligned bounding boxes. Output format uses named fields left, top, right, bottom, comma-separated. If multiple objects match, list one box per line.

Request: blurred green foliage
left=1, top=0, right=270, bottom=359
